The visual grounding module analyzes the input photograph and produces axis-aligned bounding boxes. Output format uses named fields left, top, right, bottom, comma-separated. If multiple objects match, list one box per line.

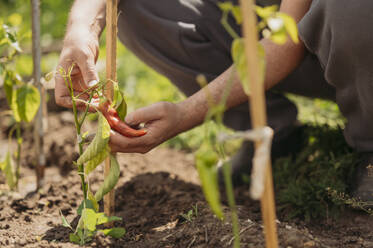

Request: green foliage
left=181, top=204, right=199, bottom=222
left=195, top=142, right=224, bottom=220
left=61, top=209, right=125, bottom=245
left=0, top=17, right=40, bottom=190
left=78, top=113, right=111, bottom=174
left=60, top=70, right=125, bottom=245
left=113, top=83, right=127, bottom=121
left=15, top=84, right=41, bottom=123
left=273, top=125, right=359, bottom=220
left=231, top=38, right=266, bottom=95
left=0, top=152, right=16, bottom=190
left=94, top=155, right=120, bottom=202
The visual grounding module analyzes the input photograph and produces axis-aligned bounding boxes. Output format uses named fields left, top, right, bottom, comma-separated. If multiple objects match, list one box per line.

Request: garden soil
left=0, top=111, right=372, bottom=248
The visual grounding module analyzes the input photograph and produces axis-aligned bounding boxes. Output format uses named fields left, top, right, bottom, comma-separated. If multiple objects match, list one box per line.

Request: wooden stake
left=239, top=0, right=279, bottom=247
left=31, top=0, right=46, bottom=189
left=104, top=0, right=118, bottom=221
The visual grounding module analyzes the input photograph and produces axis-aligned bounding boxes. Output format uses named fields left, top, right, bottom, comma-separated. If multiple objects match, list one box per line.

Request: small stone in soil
left=24, top=215, right=32, bottom=222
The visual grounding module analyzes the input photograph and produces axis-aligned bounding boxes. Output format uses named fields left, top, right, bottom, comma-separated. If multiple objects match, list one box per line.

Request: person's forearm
left=176, top=1, right=312, bottom=134
left=67, top=0, right=107, bottom=38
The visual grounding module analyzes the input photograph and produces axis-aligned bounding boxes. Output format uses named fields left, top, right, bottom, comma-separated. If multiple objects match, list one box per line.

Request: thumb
left=78, top=56, right=99, bottom=88
left=125, top=104, right=163, bottom=125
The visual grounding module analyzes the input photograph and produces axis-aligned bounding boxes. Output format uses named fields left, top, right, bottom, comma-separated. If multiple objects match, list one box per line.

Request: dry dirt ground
left=0, top=111, right=372, bottom=248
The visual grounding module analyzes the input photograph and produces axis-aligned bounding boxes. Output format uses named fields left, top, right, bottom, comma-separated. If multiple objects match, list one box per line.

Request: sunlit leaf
left=4, top=71, right=14, bottom=106
left=81, top=208, right=97, bottom=232
left=277, top=13, right=299, bottom=43
left=77, top=199, right=96, bottom=216
left=16, top=84, right=41, bottom=122
left=60, top=210, right=73, bottom=230
left=84, top=148, right=109, bottom=175
left=69, top=233, right=80, bottom=244
left=270, top=29, right=288, bottom=44
left=218, top=2, right=234, bottom=12
left=0, top=152, right=16, bottom=189
left=100, top=228, right=126, bottom=238
left=88, top=190, right=99, bottom=212
left=77, top=113, right=110, bottom=169
left=10, top=89, right=21, bottom=122
left=255, top=5, right=278, bottom=19
left=195, top=143, right=224, bottom=219
left=96, top=213, right=121, bottom=225
left=95, top=155, right=120, bottom=202
left=231, top=38, right=250, bottom=95
left=231, top=6, right=242, bottom=24
left=113, top=84, right=127, bottom=121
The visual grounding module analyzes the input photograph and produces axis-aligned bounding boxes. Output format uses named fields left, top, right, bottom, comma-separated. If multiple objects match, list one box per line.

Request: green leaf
left=0, top=152, right=16, bottom=190
left=100, top=228, right=126, bottom=238
left=218, top=2, right=234, bottom=12
left=231, top=6, right=242, bottom=24
left=16, top=84, right=41, bottom=123
left=4, top=71, right=15, bottom=106
left=77, top=199, right=96, bottom=215
left=113, top=84, right=127, bottom=121
left=116, top=98, right=127, bottom=122
left=95, top=155, right=120, bottom=202
left=269, top=29, right=288, bottom=44
left=60, top=210, right=73, bottom=230
left=231, top=38, right=266, bottom=95
left=69, top=233, right=81, bottom=244
left=88, top=190, right=99, bottom=212
left=277, top=13, right=299, bottom=43
left=195, top=143, right=224, bottom=220
left=81, top=208, right=98, bottom=232
left=78, top=113, right=110, bottom=174
left=10, top=91, right=21, bottom=122
left=84, top=148, right=109, bottom=175
left=255, top=5, right=278, bottom=19
left=231, top=38, right=250, bottom=95
left=96, top=213, right=122, bottom=225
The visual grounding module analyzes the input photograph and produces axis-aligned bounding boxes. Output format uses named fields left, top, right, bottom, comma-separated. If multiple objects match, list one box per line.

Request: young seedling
left=0, top=19, right=41, bottom=191
left=58, top=66, right=136, bottom=245
left=181, top=204, right=199, bottom=222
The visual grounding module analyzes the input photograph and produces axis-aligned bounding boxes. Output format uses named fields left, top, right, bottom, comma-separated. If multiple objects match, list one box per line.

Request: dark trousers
left=117, top=0, right=372, bottom=152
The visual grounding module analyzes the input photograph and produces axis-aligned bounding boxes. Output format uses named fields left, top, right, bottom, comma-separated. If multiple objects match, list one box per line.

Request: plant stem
left=62, top=72, right=88, bottom=199
left=15, top=123, right=22, bottom=189
left=222, top=161, right=241, bottom=248
left=221, top=12, right=240, bottom=40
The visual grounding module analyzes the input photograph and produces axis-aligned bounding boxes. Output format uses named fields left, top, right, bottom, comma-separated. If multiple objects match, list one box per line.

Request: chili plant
left=0, top=19, right=41, bottom=190
left=194, top=3, right=298, bottom=248
left=58, top=65, right=146, bottom=245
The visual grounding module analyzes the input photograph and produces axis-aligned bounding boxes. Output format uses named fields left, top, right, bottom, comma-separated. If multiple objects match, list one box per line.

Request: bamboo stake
left=31, top=0, right=46, bottom=189
left=239, top=0, right=279, bottom=247
left=104, top=0, right=118, bottom=221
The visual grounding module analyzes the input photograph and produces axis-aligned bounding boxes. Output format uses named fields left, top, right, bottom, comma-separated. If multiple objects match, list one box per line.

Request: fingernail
left=88, top=80, right=98, bottom=87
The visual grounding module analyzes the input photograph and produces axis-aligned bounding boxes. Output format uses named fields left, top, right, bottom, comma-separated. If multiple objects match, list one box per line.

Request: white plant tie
left=218, top=126, right=274, bottom=200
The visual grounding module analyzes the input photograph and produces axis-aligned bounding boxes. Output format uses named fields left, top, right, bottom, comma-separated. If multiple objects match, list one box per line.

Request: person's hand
left=55, top=27, right=100, bottom=108
left=110, top=102, right=185, bottom=153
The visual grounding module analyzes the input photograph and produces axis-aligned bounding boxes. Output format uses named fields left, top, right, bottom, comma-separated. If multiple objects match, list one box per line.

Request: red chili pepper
left=99, top=101, right=147, bottom=137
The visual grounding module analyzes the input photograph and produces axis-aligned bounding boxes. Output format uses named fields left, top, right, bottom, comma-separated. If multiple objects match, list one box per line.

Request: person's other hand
left=110, top=102, right=185, bottom=153
left=55, top=28, right=100, bottom=108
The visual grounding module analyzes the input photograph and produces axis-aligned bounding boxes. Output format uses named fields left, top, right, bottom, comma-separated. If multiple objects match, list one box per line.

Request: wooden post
left=239, top=0, right=279, bottom=247
left=31, top=0, right=46, bottom=189
left=104, top=0, right=118, bottom=220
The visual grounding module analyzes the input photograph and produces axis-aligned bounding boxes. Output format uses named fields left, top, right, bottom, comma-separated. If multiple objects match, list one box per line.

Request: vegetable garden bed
left=0, top=112, right=372, bottom=248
